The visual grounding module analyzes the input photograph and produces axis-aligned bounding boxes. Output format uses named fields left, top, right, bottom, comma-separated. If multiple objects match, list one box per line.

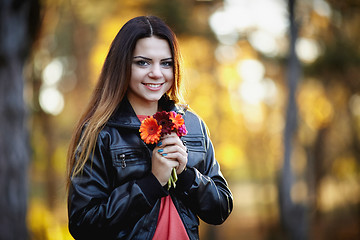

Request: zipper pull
left=120, top=154, right=126, bottom=168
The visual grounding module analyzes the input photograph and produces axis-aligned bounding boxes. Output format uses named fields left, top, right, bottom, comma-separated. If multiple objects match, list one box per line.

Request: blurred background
left=1, top=0, right=360, bottom=239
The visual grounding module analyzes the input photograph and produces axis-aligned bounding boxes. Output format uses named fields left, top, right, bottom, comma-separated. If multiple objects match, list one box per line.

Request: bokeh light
left=39, top=87, right=64, bottom=115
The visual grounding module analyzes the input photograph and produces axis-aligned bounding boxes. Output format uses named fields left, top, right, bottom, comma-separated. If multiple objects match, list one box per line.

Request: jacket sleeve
left=175, top=116, right=233, bottom=225
left=68, top=130, right=167, bottom=239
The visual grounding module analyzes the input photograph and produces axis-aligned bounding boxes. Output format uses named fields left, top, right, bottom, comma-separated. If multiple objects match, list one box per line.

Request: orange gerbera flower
left=139, top=116, right=162, bottom=144
left=169, top=111, right=185, bottom=130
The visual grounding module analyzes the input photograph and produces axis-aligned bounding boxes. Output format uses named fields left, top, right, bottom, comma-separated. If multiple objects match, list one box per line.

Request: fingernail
left=157, top=141, right=162, bottom=146
left=158, top=149, right=164, bottom=153
left=162, top=153, right=167, bottom=156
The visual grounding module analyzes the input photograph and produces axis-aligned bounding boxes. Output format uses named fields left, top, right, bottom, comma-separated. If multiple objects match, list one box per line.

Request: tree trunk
left=0, top=0, right=40, bottom=239
left=279, top=0, right=308, bottom=239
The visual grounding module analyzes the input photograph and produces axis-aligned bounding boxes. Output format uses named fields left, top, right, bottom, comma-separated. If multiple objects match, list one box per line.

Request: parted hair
left=67, top=16, right=183, bottom=186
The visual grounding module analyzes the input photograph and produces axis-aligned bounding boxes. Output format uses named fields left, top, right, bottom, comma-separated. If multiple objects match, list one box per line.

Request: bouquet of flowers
left=139, top=111, right=187, bottom=189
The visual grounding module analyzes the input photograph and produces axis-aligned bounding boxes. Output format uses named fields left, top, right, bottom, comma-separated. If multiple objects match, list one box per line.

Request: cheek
left=164, top=69, right=174, bottom=82
left=165, top=73, right=174, bottom=88
left=130, top=68, right=144, bottom=83
left=166, top=79, right=175, bottom=93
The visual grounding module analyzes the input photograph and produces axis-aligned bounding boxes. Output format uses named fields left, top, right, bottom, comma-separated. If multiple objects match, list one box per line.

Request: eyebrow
left=133, top=56, right=173, bottom=61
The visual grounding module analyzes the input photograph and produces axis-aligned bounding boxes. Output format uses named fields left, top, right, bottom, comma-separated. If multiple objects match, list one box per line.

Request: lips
left=143, top=83, right=164, bottom=91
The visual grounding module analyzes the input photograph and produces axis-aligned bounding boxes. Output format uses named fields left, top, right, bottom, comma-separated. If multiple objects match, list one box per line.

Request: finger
left=162, top=152, right=188, bottom=168
left=158, top=145, right=187, bottom=156
left=160, top=137, right=186, bottom=150
left=156, top=149, right=179, bottom=163
left=165, top=158, right=180, bottom=168
left=161, top=132, right=178, bottom=138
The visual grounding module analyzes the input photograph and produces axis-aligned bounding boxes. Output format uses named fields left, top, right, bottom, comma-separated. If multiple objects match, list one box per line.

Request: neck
left=128, top=98, right=158, bottom=116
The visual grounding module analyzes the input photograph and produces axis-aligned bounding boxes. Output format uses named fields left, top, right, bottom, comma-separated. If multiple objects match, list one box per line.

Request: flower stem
left=167, top=168, right=178, bottom=190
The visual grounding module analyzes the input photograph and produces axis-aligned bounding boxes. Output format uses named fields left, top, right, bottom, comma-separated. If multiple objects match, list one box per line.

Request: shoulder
left=183, top=110, right=201, bottom=124
left=183, top=109, right=208, bottom=136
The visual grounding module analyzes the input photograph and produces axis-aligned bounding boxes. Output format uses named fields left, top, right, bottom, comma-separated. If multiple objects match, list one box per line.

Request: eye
left=161, top=61, right=173, bottom=68
left=134, top=60, right=150, bottom=66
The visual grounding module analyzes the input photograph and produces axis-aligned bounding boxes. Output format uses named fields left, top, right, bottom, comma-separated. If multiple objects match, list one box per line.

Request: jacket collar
left=107, top=95, right=178, bottom=129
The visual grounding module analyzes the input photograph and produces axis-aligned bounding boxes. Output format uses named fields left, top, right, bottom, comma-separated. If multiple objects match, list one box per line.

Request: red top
left=137, top=115, right=189, bottom=239
left=137, top=115, right=149, bottom=122
left=152, top=195, right=189, bottom=240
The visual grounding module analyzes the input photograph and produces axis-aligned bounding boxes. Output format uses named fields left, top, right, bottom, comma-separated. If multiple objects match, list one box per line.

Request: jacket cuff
left=137, top=173, right=168, bottom=206
left=176, top=167, right=195, bottom=192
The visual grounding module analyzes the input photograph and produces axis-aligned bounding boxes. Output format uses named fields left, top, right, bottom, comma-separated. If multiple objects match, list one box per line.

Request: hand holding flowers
left=139, top=111, right=187, bottom=189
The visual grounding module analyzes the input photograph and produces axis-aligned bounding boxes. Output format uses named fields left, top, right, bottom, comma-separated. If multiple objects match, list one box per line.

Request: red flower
left=153, top=111, right=174, bottom=136
left=169, top=111, right=185, bottom=130
left=139, top=111, right=187, bottom=189
left=139, top=116, right=162, bottom=144
left=139, top=110, right=187, bottom=145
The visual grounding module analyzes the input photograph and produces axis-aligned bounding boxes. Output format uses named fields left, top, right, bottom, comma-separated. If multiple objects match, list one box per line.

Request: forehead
left=133, top=37, right=172, bottom=57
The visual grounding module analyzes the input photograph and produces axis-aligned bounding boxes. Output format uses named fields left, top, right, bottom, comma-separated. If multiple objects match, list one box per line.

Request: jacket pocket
left=182, top=135, right=206, bottom=152
left=111, top=147, right=150, bottom=184
left=182, top=135, right=206, bottom=173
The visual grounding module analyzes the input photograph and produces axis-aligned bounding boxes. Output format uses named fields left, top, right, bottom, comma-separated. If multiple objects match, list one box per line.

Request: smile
left=143, top=83, right=163, bottom=87
left=143, top=83, right=164, bottom=87
left=142, top=83, right=164, bottom=91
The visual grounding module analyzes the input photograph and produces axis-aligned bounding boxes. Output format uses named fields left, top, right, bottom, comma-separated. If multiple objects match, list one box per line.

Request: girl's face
left=127, top=36, right=174, bottom=113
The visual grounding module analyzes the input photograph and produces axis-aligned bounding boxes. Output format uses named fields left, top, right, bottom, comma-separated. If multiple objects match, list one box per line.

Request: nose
left=148, top=64, right=162, bottom=79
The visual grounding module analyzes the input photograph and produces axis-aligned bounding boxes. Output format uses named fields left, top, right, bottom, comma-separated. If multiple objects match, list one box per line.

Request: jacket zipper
left=118, top=152, right=145, bottom=169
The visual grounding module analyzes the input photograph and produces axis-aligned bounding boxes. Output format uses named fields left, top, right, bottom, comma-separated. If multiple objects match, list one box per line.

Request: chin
left=141, top=97, right=160, bottom=104
left=146, top=94, right=165, bottom=102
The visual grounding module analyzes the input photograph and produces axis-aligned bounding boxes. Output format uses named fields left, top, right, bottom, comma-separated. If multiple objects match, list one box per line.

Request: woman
left=67, top=16, right=233, bottom=240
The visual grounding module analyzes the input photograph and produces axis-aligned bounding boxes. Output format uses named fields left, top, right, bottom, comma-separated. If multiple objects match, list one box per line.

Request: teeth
left=146, top=83, right=162, bottom=87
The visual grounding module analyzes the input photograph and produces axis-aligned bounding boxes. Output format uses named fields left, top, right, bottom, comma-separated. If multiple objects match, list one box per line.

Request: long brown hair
left=67, top=16, right=183, bottom=185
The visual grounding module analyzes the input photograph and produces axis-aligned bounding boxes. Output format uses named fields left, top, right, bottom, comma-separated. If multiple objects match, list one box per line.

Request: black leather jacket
left=68, top=97, right=233, bottom=240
